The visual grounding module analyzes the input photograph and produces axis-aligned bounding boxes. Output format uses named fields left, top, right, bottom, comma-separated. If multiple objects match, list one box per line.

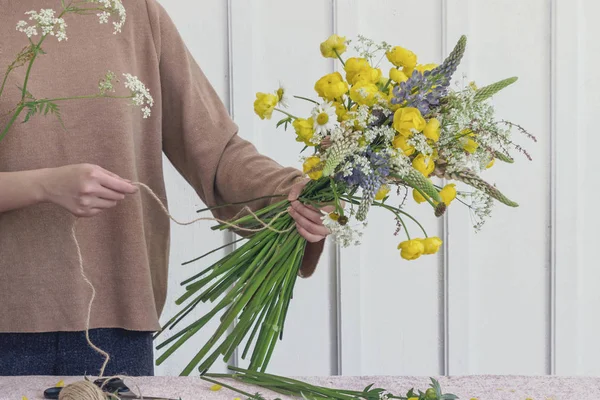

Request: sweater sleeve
left=145, top=0, right=324, bottom=277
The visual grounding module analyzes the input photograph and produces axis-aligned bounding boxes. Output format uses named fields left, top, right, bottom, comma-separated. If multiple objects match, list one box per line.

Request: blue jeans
left=0, top=328, right=154, bottom=376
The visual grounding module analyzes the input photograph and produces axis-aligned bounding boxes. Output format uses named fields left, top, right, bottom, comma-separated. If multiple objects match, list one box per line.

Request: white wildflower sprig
left=407, top=133, right=433, bottom=156
left=90, top=0, right=127, bottom=34
left=321, top=212, right=365, bottom=247
left=16, top=9, right=68, bottom=41
left=123, top=73, right=154, bottom=118
left=98, top=70, right=116, bottom=95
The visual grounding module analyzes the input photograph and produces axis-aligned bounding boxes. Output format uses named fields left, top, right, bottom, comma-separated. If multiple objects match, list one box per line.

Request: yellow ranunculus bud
left=392, top=135, right=415, bottom=156
left=413, top=188, right=428, bottom=204
left=344, top=57, right=371, bottom=83
left=293, top=118, right=315, bottom=146
left=486, top=158, right=495, bottom=169
left=386, top=46, right=417, bottom=70
left=314, top=72, right=349, bottom=101
left=422, top=118, right=440, bottom=142
left=374, top=184, right=391, bottom=201
left=463, top=138, right=479, bottom=153
left=389, top=67, right=409, bottom=83
left=320, top=34, right=347, bottom=58
left=352, top=67, right=382, bottom=85
left=393, top=107, right=426, bottom=137
left=303, top=156, right=323, bottom=180
left=439, top=183, right=457, bottom=206
left=349, top=81, right=380, bottom=106
left=416, top=63, right=437, bottom=74
left=253, top=92, right=278, bottom=120
left=397, top=239, right=425, bottom=260
left=412, top=154, right=435, bottom=176
left=421, top=237, right=443, bottom=255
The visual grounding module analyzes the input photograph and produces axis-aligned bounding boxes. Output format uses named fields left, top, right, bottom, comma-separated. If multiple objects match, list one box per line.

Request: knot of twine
left=63, top=182, right=293, bottom=398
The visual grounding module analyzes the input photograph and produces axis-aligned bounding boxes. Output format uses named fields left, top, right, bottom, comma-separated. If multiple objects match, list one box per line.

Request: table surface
left=3, top=375, right=599, bottom=399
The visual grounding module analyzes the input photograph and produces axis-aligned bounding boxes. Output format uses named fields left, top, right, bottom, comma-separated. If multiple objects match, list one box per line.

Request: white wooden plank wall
left=156, top=0, right=600, bottom=377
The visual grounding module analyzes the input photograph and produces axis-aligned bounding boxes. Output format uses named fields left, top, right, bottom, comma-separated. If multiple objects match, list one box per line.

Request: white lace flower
left=311, top=102, right=338, bottom=136
left=321, top=212, right=365, bottom=247
left=91, top=0, right=127, bottom=34
left=122, top=73, right=154, bottom=118
left=407, top=133, right=433, bottom=156
left=17, top=9, right=68, bottom=41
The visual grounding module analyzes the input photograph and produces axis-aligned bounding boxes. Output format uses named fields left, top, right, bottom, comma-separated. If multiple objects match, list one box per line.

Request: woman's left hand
left=287, top=178, right=335, bottom=243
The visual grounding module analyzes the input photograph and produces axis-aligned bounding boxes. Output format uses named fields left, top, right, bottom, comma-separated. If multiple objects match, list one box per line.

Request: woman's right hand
left=41, top=163, right=138, bottom=217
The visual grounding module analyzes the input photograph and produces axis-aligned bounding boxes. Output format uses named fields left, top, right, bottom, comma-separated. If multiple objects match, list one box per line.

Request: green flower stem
left=180, top=237, right=245, bottom=266
left=333, top=49, right=346, bottom=67
left=274, top=108, right=298, bottom=119
left=293, top=95, right=319, bottom=105
left=42, top=94, right=132, bottom=103
left=0, top=104, right=24, bottom=143
left=383, top=77, right=393, bottom=91
left=414, top=186, right=438, bottom=209
left=199, top=376, right=257, bottom=399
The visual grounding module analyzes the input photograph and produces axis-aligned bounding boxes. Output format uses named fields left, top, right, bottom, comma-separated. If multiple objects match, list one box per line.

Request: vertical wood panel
left=467, top=0, right=551, bottom=375
left=230, top=0, right=336, bottom=376
left=354, top=0, right=444, bottom=376
left=156, top=0, right=231, bottom=376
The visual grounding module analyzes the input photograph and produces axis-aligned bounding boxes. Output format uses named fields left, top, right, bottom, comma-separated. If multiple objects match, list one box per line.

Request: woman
left=0, top=0, right=329, bottom=376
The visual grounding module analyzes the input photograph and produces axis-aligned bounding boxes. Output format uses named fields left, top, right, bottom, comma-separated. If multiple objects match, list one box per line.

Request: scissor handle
left=94, top=377, right=132, bottom=393
left=43, top=386, right=61, bottom=400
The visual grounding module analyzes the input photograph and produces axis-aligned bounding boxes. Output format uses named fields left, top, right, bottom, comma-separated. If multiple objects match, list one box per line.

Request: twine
left=63, top=182, right=295, bottom=398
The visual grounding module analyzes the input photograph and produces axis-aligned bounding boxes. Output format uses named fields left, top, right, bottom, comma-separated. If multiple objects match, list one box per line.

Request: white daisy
left=311, top=102, right=338, bottom=136
left=276, top=81, right=290, bottom=108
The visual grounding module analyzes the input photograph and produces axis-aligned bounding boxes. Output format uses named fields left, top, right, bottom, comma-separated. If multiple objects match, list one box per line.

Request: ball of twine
left=58, top=380, right=106, bottom=400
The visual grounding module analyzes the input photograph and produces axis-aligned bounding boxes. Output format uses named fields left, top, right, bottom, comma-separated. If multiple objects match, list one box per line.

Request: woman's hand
left=41, top=163, right=138, bottom=217
left=287, top=178, right=336, bottom=243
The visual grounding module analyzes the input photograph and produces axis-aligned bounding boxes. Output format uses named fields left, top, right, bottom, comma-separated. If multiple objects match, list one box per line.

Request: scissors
left=43, top=377, right=180, bottom=400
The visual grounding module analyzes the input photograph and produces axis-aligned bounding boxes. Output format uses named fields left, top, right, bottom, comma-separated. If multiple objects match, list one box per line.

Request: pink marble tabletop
left=2, top=374, right=599, bottom=399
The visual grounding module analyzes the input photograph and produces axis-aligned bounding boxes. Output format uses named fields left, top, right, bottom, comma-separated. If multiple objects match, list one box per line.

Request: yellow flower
left=439, top=183, right=457, bottom=206
left=303, top=156, right=323, bottom=180
left=393, top=107, right=426, bottom=137
left=210, top=384, right=223, bottom=391
left=314, top=72, right=349, bottom=101
left=353, top=67, right=382, bottom=85
left=320, top=34, right=347, bottom=58
left=413, top=188, right=428, bottom=204
left=389, top=67, right=409, bottom=83
left=486, top=158, right=495, bottom=169
left=420, top=237, right=443, bottom=255
left=423, top=118, right=440, bottom=142
left=412, top=154, right=435, bottom=176
left=398, top=239, right=425, bottom=260
left=463, top=138, right=479, bottom=153
left=374, top=184, right=391, bottom=200
left=392, top=135, right=415, bottom=156
left=386, top=46, right=417, bottom=70
left=344, top=57, right=371, bottom=83
left=349, top=81, right=380, bottom=106
left=253, top=92, right=278, bottom=120
left=416, top=63, right=437, bottom=73
left=293, top=118, right=315, bottom=146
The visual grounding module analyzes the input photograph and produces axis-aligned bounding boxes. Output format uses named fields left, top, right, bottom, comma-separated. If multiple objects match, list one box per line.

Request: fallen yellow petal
left=210, top=384, right=222, bottom=391
left=22, top=397, right=28, bottom=400
left=55, top=380, right=65, bottom=388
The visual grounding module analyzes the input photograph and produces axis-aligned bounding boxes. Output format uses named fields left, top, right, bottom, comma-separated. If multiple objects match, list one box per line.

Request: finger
left=90, top=198, right=119, bottom=209
left=296, top=223, right=325, bottom=243
left=289, top=207, right=330, bottom=237
left=98, top=173, right=138, bottom=194
left=288, top=178, right=309, bottom=201
left=95, top=186, right=127, bottom=201
left=100, top=167, right=133, bottom=183
left=291, top=201, right=324, bottom=225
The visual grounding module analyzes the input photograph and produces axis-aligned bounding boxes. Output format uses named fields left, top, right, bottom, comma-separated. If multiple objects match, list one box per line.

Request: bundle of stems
left=201, top=366, right=459, bottom=400
left=153, top=176, right=419, bottom=375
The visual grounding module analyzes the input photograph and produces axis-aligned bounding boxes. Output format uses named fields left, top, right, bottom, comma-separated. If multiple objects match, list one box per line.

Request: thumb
left=288, top=177, right=309, bottom=201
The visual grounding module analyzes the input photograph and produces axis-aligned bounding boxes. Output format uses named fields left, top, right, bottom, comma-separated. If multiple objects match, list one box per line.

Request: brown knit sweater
left=0, top=0, right=323, bottom=333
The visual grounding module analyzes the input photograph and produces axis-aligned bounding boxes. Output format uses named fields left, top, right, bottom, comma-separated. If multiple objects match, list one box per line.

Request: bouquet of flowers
left=156, top=33, right=535, bottom=375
